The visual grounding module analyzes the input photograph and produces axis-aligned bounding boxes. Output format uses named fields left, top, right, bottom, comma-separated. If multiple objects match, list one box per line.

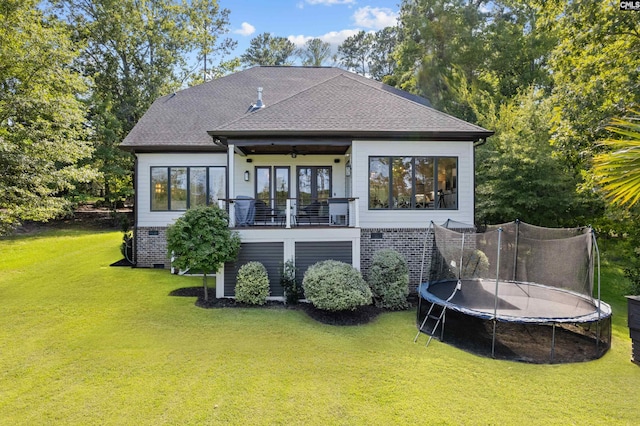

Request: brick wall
left=360, top=228, right=435, bottom=293
left=135, top=227, right=169, bottom=268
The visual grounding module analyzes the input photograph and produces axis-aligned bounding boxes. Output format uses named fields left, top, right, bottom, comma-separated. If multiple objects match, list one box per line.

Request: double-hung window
left=369, top=156, right=457, bottom=210
left=151, top=166, right=226, bottom=211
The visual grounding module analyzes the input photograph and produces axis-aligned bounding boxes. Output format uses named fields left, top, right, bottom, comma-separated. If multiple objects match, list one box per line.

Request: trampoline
left=415, top=220, right=612, bottom=363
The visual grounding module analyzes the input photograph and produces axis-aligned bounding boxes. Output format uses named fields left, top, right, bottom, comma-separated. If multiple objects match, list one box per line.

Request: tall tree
left=547, top=1, right=640, bottom=170
left=369, top=26, right=400, bottom=82
left=240, top=33, right=296, bottom=67
left=337, top=30, right=374, bottom=76
left=56, top=0, right=233, bottom=205
left=297, top=38, right=331, bottom=66
left=466, top=86, right=583, bottom=227
left=0, top=0, right=96, bottom=234
left=394, top=0, right=488, bottom=114
left=394, top=0, right=553, bottom=120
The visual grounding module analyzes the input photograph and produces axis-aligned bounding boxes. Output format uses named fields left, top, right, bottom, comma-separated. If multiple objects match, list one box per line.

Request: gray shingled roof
left=121, top=66, right=492, bottom=150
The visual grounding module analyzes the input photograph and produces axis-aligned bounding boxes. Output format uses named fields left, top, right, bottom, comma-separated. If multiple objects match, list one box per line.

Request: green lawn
left=1, top=229, right=639, bottom=425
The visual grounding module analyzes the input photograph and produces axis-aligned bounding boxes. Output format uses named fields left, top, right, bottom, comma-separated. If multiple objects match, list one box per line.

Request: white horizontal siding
left=351, top=140, right=475, bottom=228
left=136, top=153, right=227, bottom=227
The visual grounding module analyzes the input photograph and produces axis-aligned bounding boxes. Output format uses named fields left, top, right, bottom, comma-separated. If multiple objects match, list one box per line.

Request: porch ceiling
left=227, top=138, right=351, bottom=156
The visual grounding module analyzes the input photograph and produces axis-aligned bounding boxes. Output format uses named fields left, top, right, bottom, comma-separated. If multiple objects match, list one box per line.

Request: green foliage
left=57, top=0, right=233, bottom=203
left=592, top=113, right=640, bottom=208
left=471, top=87, right=584, bottom=226
left=0, top=0, right=97, bottom=235
left=395, top=0, right=554, bottom=120
left=296, top=38, right=332, bottom=67
left=336, top=27, right=399, bottom=80
left=369, top=26, right=400, bottom=81
left=462, top=249, right=489, bottom=278
left=337, top=30, right=374, bottom=76
left=625, top=264, right=640, bottom=296
left=367, top=249, right=409, bottom=310
left=240, top=32, right=296, bottom=66
left=235, top=261, right=270, bottom=305
left=303, top=260, right=372, bottom=311
left=166, top=206, right=240, bottom=300
left=280, top=259, right=301, bottom=305
left=548, top=1, right=640, bottom=169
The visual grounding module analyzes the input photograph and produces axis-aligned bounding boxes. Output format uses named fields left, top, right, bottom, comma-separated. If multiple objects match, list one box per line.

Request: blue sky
left=219, top=0, right=401, bottom=61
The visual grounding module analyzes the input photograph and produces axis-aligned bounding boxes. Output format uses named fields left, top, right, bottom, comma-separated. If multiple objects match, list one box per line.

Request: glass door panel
left=316, top=167, right=331, bottom=200
left=255, top=167, right=271, bottom=204
left=274, top=167, right=289, bottom=212
left=297, top=167, right=312, bottom=208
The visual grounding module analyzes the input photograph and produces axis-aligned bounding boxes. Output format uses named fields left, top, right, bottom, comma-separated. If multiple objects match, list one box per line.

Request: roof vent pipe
left=250, top=87, right=265, bottom=111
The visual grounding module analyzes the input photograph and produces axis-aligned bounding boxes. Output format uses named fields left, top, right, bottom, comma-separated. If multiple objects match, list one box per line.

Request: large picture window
left=369, top=156, right=457, bottom=210
left=151, top=166, right=226, bottom=211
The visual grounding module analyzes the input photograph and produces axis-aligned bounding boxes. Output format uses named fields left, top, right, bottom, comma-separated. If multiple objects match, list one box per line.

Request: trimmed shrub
left=235, top=261, right=270, bottom=305
left=368, top=249, right=409, bottom=310
left=303, top=260, right=372, bottom=311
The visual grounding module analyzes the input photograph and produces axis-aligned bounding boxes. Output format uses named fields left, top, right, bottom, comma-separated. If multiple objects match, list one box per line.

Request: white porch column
left=285, top=198, right=292, bottom=229
left=228, top=144, right=236, bottom=227
left=354, top=198, right=360, bottom=228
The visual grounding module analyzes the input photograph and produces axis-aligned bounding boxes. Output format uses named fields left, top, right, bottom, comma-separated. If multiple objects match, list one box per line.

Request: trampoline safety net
left=429, top=221, right=594, bottom=300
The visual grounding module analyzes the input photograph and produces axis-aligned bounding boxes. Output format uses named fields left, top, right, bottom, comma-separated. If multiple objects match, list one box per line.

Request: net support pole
left=492, top=227, right=503, bottom=358
left=513, top=219, right=519, bottom=281
left=593, top=229, right=602, bottom=350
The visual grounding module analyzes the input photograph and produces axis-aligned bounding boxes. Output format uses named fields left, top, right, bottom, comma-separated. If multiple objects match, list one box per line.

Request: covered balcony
left=218, top=197, right=360, bottom=229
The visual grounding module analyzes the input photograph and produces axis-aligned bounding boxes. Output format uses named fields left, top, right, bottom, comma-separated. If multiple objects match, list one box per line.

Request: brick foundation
left=360, top=228, right=434, bottom=292
left=135, top=227, right=170, bottom=268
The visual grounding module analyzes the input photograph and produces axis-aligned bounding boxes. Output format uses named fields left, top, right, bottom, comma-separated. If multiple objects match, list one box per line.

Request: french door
left=297, top=166, right=332, bottom=210
left=255, top=166, right=290, bottom=212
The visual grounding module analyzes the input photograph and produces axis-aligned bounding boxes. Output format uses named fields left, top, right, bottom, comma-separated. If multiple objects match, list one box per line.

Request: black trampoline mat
left=423, top=279, right=610, bottom=323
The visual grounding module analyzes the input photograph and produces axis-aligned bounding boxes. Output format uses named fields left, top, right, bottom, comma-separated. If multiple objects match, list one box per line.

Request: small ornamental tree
left=166, top=206, right=241, bottom=301
left=302, top=260, right=372, bottom=311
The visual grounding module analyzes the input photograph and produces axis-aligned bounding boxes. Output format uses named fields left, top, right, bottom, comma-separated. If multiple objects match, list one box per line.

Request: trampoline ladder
left=414, top=302, right=447, bottom=347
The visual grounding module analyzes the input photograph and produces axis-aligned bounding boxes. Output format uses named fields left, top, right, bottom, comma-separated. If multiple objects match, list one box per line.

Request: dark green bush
left=235, top=261, right=270, bottom=305
left=302, top=260, right=371, bottom=311
left=281, top=259, right=301, bottom=304
left=368, top=249, right=409, bottom=309
left=625, top=249, right=640, bottom=295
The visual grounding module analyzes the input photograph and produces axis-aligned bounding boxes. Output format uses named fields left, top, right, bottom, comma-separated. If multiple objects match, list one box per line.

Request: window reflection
left=151, top=166, right=226, bottom=211
left=369, top=157, right=457, bottom=210
left=171, top=167, right=188, bottom=210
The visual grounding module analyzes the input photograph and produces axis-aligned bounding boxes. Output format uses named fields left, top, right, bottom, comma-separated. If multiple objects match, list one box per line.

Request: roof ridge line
left=338, top=73, right=489, bottom=132
left=212, top=70, right=346, bottom=131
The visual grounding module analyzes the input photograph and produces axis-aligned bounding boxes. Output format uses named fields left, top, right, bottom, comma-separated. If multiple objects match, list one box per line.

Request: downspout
left=132, top=153, right=138, bottom=267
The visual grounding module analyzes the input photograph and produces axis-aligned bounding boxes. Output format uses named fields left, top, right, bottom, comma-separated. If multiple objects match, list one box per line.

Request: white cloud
left=233, top=22, right=256, bottom=36
left=352, top=6, right=398, bottom=30
left=288, top=29, right=360, bottom=49
left=305, top=0, right=356, bottom=5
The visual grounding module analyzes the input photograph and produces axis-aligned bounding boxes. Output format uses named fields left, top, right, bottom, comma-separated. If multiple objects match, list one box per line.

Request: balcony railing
left=218, top=197, right=359, bottom=229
